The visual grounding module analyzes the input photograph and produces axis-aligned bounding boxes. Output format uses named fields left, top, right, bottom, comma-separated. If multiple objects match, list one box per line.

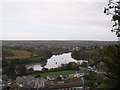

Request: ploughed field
left=2, top=49, right=38, bottom=59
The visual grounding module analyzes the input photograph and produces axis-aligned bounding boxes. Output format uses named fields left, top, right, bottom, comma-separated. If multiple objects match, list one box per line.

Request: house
left=16, top=76, right=34, bottom=84
left=76, top=70, right=84, bottom=73
left=34, top=77, right=47, bottom=88
left=1, top=75, right=8, bottom=80
left=73, top=73, right=81, bottom=78
left=16, top=76, right=47, bottom=88
left=47, top=75, right=56, bottom=81
left=59, top=74, right=69, bottom=80
left=76, top=70, right=84, bottom=77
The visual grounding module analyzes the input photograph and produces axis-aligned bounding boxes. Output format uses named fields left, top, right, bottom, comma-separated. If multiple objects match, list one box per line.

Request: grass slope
left=34, top=70, right=76, bottom=77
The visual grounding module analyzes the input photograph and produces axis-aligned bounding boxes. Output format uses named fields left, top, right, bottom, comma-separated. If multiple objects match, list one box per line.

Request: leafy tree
left=3, top=65, right=27, bottom=78
left=82, top=45, right=120, bottom=88
left=37, top=49, right=52, bottom=59
left=26, top=68, right=34, bottom=74
left=67, top=62, right=80, bottom=70
left=102, top=45, right=120, bottom=88
left=104, top=0, right=120, bottom=37
left=81, top=62, right=88, bottom=68
left=15, top=65, right=27, bottom=76
left=3, top=65, right=16, bottom=78
left=89, top=45, right=120, bottom=88
left=71, top=50, right=88, bottom=60
left=41, top=68, right=49, bottom=72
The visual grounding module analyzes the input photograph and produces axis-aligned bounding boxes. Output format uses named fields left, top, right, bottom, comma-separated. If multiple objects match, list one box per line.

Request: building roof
left=76, top=70, right=84, bottom=73
left=48, top=75, right=56, bottom=79
left=52, top=82, right=82, bottom=89
left=1, top=75, right=8, bottom=79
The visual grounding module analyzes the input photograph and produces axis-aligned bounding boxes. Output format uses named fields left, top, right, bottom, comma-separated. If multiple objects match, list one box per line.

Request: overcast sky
left=0, top=0, right=118, bottom=41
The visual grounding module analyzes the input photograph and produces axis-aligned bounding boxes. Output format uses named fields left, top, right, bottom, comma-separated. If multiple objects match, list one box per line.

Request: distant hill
left=2, top=40, right=117, bottom=48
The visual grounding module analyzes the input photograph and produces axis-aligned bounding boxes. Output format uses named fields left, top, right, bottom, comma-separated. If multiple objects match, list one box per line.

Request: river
left=27, top=52, right=87, bottom=71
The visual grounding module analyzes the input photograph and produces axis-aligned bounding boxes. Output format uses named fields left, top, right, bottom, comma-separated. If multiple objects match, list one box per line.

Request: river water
left=27, top=52, right=87, bottom=71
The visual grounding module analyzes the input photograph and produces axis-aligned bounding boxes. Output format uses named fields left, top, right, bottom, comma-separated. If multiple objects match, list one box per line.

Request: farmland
left=3, top=49, right=38, bottom=59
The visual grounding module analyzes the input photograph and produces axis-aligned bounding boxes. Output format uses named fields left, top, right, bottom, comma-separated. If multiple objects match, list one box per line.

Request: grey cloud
left=1, top=1, right=117, bottom=40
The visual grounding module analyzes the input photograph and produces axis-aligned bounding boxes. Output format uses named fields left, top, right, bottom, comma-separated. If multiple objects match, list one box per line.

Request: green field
left=34, top=70, right=76, bottom=77
left=2, top=49, right=18, bottom=51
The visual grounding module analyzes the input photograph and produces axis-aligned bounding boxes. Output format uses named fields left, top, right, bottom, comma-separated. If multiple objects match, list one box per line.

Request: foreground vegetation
left=72, top=44, right=120, bottom=89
